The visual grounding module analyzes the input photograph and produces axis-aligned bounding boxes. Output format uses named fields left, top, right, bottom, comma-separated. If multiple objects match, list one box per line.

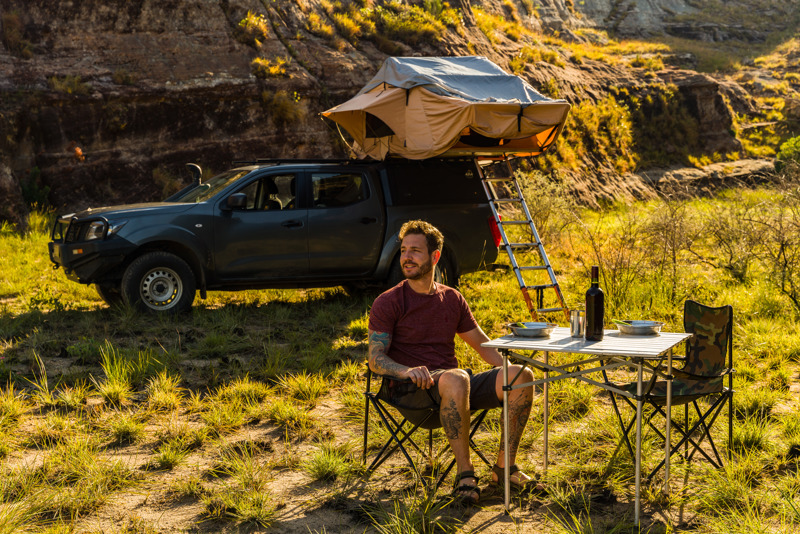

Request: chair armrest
left=672, top=367, right=734, bottom=380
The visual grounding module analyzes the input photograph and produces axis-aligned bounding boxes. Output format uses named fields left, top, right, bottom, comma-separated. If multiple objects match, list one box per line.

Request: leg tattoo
left=441, top=398, right=462, bottom=440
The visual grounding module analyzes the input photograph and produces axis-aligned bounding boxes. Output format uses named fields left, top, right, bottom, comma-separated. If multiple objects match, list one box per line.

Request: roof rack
left=231, top=158, right=364, bottom=166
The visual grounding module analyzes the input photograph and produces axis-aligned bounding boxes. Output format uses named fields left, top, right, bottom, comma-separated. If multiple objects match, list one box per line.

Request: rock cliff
left=0, top=0, right=796, bottom=225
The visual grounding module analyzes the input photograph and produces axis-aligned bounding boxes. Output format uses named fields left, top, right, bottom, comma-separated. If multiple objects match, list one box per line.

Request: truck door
left=213, top=172, right=309, bottom=280
left=307, top=170, right=384, bottom=277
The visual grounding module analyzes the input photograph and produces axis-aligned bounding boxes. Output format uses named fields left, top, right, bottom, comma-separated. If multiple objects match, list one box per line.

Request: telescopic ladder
left=476, top=158, right=570, bottom=322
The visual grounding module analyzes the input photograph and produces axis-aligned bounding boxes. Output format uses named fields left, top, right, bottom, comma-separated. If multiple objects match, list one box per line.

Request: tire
left=435, top=249, right=458, bottom=287
left=385, top=249, right=459, bottom=288
left=121, top=251, right=196, bottom=313
left=94, top=282, right=123, bottom=307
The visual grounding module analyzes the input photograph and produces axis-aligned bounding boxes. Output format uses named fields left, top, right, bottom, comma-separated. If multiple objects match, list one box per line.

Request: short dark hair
left=399, top=220, right=444, bottom=254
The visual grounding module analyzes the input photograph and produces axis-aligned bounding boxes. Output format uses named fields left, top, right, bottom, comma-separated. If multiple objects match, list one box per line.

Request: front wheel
left=121, top=252, right=196, bottom=313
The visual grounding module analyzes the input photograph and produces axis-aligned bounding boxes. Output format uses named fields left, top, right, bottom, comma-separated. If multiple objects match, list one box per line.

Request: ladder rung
left=491, top=198, right=523, bottom=203
left=507, top=243, right=540, bottom=248
left=526, top=284, right=557, bottom=290
left=497, top=220, right=528, bottom=225
left=517, top=266, right=548, bottom=271
left=536, top=307, right=567, bottom=313
left=482, top=177, right=515, bottom=182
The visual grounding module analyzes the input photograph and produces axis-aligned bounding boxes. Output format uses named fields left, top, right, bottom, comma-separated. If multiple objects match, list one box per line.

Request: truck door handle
left=281, top=220, right=303, bottom=228
left=361, top=217, right=377, bottom=224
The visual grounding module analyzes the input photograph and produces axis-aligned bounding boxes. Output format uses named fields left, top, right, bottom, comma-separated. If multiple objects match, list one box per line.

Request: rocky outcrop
left=0, top=0, right=785, bottom=224
left=0, top=162, right=26, bottom=227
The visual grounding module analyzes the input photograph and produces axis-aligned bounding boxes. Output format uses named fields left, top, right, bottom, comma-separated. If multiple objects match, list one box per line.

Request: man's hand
left=404, top=366, right=435, bottom=389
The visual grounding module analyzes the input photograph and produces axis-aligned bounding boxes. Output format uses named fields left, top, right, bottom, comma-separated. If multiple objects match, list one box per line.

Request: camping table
left=482, top=327, right=692, bottom=525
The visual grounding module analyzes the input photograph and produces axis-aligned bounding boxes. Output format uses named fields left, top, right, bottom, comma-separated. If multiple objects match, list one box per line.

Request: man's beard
left=403, top=258, right=434, bottom=281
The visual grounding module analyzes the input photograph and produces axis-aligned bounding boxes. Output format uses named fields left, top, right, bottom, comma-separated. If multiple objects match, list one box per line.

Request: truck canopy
left=321, top=56, right=571, bottom=160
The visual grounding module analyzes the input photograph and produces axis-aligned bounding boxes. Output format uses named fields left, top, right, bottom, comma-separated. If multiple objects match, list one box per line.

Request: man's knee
left=438, top=368, right=470, bottom=398
left=505, top=366, right=535, bottom=396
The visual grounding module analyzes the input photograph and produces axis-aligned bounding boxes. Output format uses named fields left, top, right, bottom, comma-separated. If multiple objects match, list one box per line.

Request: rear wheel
left=121, top=252, right=196, bottom=313
left=94, top=282, right=123, bottom=307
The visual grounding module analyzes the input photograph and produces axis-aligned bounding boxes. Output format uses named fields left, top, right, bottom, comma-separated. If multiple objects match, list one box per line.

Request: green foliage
left=237, top=11, right=269, bottom=47
left=627, top=84, right=701, bottom=169
left=251, top=56, right=289, bottom=78
left=373, top=1, right=446, bottom=46
left=541, top=95, right=636, bottom=174
left=303, top=441, right=355, bottom=481
left=366, top=483, right=462, bottom=534
left=1, top=10, right=33, bottom=58
left=20, top=167, right=50, bottom=209
left=510, top=45, right=564, bottom=73
left=261, top=89, right=307, bottom=127
left=47, top=75, right=90, bottom=95
left=777, top=136, right=800, bottom=168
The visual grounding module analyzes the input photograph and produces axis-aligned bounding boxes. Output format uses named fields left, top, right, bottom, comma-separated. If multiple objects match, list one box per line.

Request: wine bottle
left=585, top=265, right=605, bottom=341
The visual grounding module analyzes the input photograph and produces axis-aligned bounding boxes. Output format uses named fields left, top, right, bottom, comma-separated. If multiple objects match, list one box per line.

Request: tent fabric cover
left=321, top=56, right=571, bottom=160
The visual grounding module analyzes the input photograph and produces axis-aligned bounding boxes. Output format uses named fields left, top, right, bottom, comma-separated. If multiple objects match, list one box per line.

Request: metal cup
left=570, top=309, right=584, bottom=337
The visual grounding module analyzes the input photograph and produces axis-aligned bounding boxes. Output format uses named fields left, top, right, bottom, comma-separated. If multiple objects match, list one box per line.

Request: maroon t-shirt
left=368, top=280, right=479, bottom=371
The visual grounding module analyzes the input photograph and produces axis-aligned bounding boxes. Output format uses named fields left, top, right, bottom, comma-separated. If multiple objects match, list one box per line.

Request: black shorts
left=376, top=368, right=502, bottom=429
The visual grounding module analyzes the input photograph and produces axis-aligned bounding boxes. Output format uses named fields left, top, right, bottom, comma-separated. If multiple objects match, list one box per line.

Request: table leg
left=635, top=361, right=643, bottom=526
left=503, top=350, right=510, bottom=511
left=543, top=351, right=549, bottom=474
left=665, top=348, right=673, bottom=492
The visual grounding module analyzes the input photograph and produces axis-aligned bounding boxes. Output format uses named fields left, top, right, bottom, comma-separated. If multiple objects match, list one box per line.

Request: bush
left=1, top=11, right=33, bottom=58
left=237, top=11, right=269, bottom=47
left=777, top=135, right=800, bottom=170
left=47, top=75, right=90, bottom=95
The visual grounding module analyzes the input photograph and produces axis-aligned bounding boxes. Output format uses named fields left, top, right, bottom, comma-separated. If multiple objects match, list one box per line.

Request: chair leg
left=365, top=398, right=435, bottom=482
left=363, top=392, right=370, bottom=465
left=645, top=393, right=730, bottom=480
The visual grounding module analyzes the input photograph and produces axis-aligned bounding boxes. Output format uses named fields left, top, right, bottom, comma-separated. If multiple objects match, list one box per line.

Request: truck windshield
left=173, top=170, right=251, bottom=203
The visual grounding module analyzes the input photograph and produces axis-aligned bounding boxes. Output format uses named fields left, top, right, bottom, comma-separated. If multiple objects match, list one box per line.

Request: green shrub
left=262, top=90, right=307, bottom=127
left=237, top=11, right=269, bottom=46
left=777, top=135, right=800, bottom=169
left=1, top=11, right=33, bottom=58
left=373, top=1, right=445, bottom=46
left=250, top=56, right=289, bottom=78
left=47, top=75, right=90, bottom=95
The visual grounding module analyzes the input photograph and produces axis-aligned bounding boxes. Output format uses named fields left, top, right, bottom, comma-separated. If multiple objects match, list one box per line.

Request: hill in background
left=1, top=0, right=798, bottom=225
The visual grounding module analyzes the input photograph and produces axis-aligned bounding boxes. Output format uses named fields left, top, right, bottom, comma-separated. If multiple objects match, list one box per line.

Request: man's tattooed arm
left=368, top=329, right=408, bottom=378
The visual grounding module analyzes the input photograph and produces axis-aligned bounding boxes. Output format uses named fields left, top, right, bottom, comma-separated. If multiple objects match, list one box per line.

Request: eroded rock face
left=0, top=163, right=26, bottom=228
left=0, top=0, right=768, bottom=222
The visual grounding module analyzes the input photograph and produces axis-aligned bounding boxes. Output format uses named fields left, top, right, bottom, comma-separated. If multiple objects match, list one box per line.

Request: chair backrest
left=682, top=300, right=733, bottom=377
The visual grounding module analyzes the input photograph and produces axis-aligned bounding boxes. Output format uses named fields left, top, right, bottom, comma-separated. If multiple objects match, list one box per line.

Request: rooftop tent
left=321, top=56, right=571, bottom=160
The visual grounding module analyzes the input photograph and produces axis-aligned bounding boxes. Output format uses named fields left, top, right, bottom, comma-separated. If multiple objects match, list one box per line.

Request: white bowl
left=507, top=322, right=557, bottom=338
left=616, top=320, right=664, bottom=336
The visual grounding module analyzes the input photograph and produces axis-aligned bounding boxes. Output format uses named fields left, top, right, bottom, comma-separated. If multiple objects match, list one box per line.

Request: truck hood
left=65, top=202, right=197, bottom=220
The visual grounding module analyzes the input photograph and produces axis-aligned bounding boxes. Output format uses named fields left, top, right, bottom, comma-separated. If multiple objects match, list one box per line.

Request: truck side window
left=311, top=173, right=367, bottom=208
left=235, top=174, right=296, bottom=210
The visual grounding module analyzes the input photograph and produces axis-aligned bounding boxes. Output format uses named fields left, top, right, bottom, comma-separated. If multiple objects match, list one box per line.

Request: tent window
left=365, top=112, right=394, bottom=138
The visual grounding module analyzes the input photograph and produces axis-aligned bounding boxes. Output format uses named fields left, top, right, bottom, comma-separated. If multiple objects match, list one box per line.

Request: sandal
left=453, top=470, right=480, bottom=505
left=491, top=464, right=545, bottom=494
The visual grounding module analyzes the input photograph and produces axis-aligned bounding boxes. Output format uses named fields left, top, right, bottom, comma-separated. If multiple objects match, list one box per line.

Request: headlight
left=84, top=221, right=106, bottom=241
left=107, top=220, right=127, bottom=236
left=84, top=219, right=127, bottom=241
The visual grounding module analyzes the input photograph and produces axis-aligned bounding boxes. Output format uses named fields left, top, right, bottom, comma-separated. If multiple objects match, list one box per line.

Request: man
left=368, top=220, right=535, bottom=504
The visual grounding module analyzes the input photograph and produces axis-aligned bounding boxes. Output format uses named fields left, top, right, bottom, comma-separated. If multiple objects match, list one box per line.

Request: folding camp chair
left=605, top=300, right=734, bottom=480
left=362, top=367, right=493, bottom=489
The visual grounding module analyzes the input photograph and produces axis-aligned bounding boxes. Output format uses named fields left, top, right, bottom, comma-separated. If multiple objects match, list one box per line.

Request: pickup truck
left=48, top=158, right=501, bottom=313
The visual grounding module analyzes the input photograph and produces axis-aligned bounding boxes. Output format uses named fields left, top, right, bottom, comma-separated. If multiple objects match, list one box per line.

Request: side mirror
left=186, top=163, right=202, bottom=185
left=224, top=193, right=247, bottom=210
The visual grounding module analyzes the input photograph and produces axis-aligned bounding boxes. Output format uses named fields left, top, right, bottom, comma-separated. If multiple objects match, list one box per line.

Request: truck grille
left=52, top=219, right=91, bottom=243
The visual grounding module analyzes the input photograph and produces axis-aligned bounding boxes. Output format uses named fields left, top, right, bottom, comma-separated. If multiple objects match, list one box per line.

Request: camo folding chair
left=362, top=367, right=492, bottom=489
left=606, top=300, right=734, bottom=480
